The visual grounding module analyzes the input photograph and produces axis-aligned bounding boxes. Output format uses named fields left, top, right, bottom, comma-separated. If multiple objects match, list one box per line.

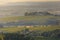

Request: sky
left=0, top=0, right=60, bottom=5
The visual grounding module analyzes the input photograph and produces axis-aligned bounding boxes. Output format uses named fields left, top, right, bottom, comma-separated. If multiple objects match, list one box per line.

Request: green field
left=0, top=16, right=60, bottom=32
left=0, top=16, right=60, bottom=22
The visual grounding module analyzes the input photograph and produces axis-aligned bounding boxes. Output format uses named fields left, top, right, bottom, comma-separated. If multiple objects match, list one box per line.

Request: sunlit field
left=0, top=25, right=60, bottom=32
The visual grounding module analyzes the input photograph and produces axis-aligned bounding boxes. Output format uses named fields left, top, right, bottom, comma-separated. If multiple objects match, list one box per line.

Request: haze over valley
left=0, top=2, right=60, bottom=17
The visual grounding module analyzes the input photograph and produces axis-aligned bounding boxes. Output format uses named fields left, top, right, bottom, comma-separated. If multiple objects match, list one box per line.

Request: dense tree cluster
left=3, top=33, right=34, bottom=40
left=24, top=11, right=53, bottom=16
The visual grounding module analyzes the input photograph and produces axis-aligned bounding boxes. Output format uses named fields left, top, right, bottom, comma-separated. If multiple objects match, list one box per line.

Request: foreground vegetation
left=0, top=25, right=60, bottom=40
left=0, top=27, right=60, bottom=40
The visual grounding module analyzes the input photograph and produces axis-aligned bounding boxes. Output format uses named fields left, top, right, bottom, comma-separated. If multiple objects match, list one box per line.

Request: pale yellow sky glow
left=0, top=0, right=60, bottom=5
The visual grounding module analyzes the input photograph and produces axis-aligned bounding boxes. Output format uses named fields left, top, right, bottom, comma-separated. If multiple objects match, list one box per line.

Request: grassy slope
left=0, top=16, right=60, bottom=32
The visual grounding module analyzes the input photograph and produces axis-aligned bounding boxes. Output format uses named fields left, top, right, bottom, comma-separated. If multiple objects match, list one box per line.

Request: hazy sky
left=0, top=0, right=60, bottom=5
